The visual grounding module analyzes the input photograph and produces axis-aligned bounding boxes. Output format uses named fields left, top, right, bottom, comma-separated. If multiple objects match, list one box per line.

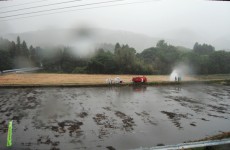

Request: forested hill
left=0, top=36, right=230, bottom=75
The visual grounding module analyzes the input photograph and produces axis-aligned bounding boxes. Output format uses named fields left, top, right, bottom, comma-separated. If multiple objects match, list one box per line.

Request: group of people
left=175, top=76, right=182, bottom=82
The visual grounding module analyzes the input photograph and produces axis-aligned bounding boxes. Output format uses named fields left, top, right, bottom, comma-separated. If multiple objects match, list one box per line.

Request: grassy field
left=0, top=73, right=192, bottom=86
left=0, top=73, right=229, bottom=86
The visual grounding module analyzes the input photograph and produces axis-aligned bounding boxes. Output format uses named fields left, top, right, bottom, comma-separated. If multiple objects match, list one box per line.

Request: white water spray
left=169, top=63, right=193, bottom=81
left=170, top=69, right=179, bottom=81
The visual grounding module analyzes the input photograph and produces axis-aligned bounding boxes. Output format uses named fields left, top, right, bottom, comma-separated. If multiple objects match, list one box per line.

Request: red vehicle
left=132, top=76, right=147, bottom=83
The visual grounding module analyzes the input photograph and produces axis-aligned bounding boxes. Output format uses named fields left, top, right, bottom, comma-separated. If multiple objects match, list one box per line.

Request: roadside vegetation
left=187, top=132, right=230, bottom=150
left=0, top=36, right=230, bottom=75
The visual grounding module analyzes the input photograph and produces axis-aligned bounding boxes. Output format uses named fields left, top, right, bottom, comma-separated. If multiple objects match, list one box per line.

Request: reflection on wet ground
left=0, top=84, right=230, bottom=149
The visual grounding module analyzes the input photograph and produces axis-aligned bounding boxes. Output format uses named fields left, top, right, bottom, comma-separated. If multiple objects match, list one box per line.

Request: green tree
left=87, top=49, right=116, bottom=74
left=139, top=40, right=180, bottom=74
left=60, top=47, right=77, bottom=73
left=21, top=40, right=29, bottom=58
left=9, top=41, right=16, bottom=58
left=114, top=44, right=137, bottom=73
left=29, top=45, right=41, bottom=66
left=193, top=42, right=215, bottom=55
left=156, top=40, right=168, bottom=49
left=16, top=36, right=21, bottom=56
left=208, top=51, right=230, bottom=74
left=114, top=43, right=121, bottom=54
left=0, top=50, right=12, bottom=71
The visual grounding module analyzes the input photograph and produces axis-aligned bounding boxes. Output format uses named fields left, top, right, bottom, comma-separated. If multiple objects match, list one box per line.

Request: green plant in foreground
left=7, top=120, right=13, bottom=147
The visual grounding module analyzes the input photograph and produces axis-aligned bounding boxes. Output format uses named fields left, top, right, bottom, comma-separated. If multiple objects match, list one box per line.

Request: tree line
left=0, top=36, right=230, bottom=75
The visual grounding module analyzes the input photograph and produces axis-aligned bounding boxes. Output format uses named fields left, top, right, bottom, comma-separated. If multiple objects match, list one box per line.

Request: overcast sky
left=0, top=0, right=230, bottom=49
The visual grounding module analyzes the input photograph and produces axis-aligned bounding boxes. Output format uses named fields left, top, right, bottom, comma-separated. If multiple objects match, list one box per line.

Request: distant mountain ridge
left=4, top=28, right=160, bottom=52
left=2, top=28, right=230, bottom=52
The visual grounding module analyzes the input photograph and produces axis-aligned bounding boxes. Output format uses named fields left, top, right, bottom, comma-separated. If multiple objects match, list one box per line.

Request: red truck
left=132, top=76, right=147, bottom=83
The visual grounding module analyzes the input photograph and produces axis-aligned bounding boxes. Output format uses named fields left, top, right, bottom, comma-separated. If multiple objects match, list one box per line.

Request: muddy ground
left=0, top=84, right=230, bottom=150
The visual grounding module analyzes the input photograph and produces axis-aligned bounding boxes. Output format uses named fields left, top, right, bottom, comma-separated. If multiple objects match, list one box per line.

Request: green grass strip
left=6, top=120, right=13, bottom=147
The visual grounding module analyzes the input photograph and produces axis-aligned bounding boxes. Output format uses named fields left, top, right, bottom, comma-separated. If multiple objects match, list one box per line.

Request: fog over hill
left=3, top=28, right=230, bottom=52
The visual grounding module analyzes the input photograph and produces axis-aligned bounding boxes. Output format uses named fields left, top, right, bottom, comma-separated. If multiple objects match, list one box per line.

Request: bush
left=72, top=67, right=87, bottom=74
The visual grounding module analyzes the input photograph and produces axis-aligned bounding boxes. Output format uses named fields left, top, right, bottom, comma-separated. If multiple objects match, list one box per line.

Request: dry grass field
left=0, top=73, right=196, bottom=86
left=0, top=73, right=229, bottom=86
